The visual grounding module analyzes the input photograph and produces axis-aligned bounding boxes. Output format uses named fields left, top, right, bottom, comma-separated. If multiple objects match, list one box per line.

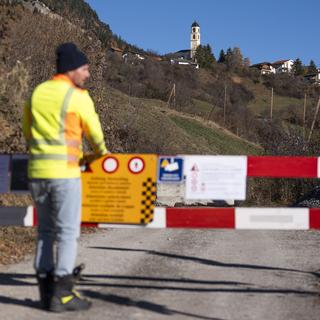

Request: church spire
left=190, top=21, right=200, bottom=59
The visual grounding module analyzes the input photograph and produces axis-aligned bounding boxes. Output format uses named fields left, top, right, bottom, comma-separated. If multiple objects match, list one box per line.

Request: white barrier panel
left=235, top=208, right=309, bottom=230
left=23, top=206, right=34, bottom=227
left=98, top=207, right=167, bottom=229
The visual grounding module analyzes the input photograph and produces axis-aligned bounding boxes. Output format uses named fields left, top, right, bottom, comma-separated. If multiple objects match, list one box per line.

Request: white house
left=250, top=62, right=276, bottom=75
left=272, top=59, right=294, bottom=73
left=304, top=69, right=320, bottom=85
left=170, top=59, right=199, bottom=69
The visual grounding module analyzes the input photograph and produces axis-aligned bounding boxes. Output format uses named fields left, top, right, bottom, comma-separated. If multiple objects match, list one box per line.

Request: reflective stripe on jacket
left=23, top=74, right=107, bottom=178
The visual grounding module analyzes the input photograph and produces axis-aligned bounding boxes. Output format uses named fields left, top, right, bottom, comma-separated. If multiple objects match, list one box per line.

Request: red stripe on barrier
left=309, top=209, right=320, bottom=229
left=166, top=208, right=235, bottom=228
left=247, top=156, right=318, bottom=178
left=33, top=206, right=38, bottom=227
left=81, top=222, right=99, bottom=227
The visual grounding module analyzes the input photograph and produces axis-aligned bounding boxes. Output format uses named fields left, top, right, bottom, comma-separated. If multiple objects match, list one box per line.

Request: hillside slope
left=0, top=1, right=260, bottom=156
left=102, top=89, right=262, bottom=155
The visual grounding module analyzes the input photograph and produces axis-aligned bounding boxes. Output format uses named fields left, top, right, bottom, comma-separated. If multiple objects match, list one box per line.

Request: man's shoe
left=36, top=270, right=54, bottom=310
left=50, top=275, right=91, bottom=312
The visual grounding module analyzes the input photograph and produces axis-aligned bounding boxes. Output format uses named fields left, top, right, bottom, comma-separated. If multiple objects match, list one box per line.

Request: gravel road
left=1, top=228, right=320, bottom=320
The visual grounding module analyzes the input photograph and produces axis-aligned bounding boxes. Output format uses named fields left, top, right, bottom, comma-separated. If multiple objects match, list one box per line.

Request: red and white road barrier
left=2, top=206, right=320, bottom=230
left=1, top=155, right=319, bottom=230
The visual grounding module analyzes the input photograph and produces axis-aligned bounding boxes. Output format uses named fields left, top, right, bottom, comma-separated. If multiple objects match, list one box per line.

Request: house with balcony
left=304, top=69, right=320, bottom=85
left=272, top=59, right=294, bottom=73
left=250, top=62, right=276, bottom=75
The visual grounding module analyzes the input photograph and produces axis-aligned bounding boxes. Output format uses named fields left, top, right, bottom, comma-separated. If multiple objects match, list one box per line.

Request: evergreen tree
left=292, top=58, right=304, bottom=76
left=195, top=44, right=216, bottom=69
left=224, top=48, right=232, bottom=69
left=307, top=59, right=318, bottom=74
left=207, top=44, right=216, bottom=62
left=218, top=49, right=226, bottom=63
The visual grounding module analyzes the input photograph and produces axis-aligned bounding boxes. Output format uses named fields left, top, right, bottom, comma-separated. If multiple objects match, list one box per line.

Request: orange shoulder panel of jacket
left=52, top=74, right=75, bottom=87
left=52, top=74, right=88, bottom=94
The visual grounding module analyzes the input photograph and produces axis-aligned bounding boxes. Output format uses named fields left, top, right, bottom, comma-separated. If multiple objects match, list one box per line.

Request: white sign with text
left=184, top=156, right=247, bottom=200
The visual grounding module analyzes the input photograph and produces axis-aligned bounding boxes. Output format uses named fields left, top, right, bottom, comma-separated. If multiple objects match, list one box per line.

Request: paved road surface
left=1, top=228, right=320, bottom=319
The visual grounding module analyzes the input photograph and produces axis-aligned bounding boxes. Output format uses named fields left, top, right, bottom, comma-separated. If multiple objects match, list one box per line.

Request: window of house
left=193, top=28, right=196, bottom=33
left=193, top=35, right=196, bottom=40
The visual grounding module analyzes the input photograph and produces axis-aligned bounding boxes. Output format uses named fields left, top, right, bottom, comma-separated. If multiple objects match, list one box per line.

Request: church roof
left=192, top=21, right=199, bottom=27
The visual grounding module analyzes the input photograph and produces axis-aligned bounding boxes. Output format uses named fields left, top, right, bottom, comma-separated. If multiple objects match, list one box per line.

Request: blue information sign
left=158, top=156, right=184, bottom=183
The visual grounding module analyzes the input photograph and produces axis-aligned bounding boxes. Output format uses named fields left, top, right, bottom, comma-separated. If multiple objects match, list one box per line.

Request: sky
left=85, top=0, right=319, bottom=66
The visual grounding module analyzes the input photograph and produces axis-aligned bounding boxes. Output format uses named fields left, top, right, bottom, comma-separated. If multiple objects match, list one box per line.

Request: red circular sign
left=102, top=156, right=119, bottom=174
left=128, top=157, right=145, bottom=174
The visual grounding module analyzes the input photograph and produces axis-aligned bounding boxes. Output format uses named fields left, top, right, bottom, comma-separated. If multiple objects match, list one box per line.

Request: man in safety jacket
left=22, top=43, right=108, bottom=312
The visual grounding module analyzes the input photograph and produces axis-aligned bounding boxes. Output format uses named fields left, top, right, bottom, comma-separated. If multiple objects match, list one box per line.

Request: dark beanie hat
left=56, top=42, right=88, bottom=73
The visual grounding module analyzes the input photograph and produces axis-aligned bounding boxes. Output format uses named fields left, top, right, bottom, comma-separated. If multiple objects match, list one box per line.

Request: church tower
left=190, top=21, right=200, bottom=59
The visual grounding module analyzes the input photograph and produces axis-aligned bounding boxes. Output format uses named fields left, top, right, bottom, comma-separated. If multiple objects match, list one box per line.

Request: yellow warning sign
left=81, top=154, right=157, bottom=224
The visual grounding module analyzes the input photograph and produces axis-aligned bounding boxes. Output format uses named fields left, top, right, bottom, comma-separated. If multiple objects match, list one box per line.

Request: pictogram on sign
left=128, top=157, right=145, bottom=174
left=102, top=156, right=119, bottom=174
left=191, top=163, right=199, bottom=172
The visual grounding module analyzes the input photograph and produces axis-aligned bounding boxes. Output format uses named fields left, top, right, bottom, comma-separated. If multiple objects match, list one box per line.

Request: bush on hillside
left=262, top=73, right=308, bottom=99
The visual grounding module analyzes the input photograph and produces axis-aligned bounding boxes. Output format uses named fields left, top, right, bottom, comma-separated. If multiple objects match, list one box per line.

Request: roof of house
left=272, top=59, right=292, bottom=65
left=177, top=49, right=191, bottom=53
left=305, top=73, right=318, bottom=78
left=150, top=56, right=162, bottom=62
left=250, top=62, right=272, bottom=68
left=305, top=70, right=320, bottom=77
left=109, top=46, right=123, bottom=53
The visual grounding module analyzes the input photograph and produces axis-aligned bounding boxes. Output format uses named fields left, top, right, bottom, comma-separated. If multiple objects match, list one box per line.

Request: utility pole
left=207, top=104, right=216, bottom=121
left=167, top=83, right=176, bottom=109
left=223, top=84, right=227, bottom=125
left=128, top=84, right=131, bottom=106
left=303, top=92, right=307, bottom=141
left=173, top=83, right=176, bottom=109
left=270, top=87, right=274, bottom=120
left=307, top=96, right=320, bottom=145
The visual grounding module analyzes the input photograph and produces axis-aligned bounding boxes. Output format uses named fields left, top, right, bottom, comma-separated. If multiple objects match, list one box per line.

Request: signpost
left=81, top=154, right=157, bottom=224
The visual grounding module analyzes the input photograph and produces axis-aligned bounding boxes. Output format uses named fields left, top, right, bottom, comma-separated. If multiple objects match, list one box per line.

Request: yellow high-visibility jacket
left=22, top=74, right=107, bottom=179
